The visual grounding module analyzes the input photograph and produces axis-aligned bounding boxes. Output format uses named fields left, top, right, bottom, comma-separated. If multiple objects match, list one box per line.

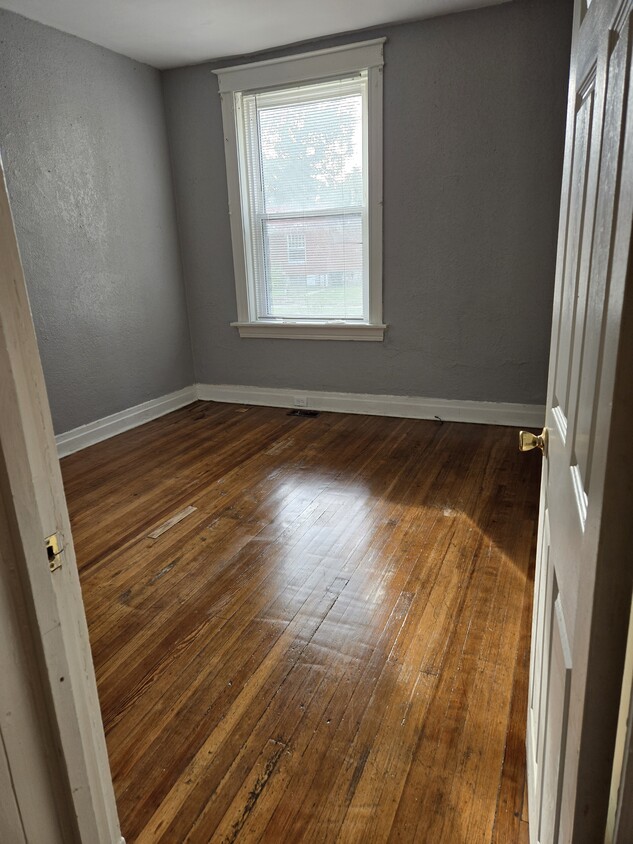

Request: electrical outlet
left=293, top=396, right=308, bottom=408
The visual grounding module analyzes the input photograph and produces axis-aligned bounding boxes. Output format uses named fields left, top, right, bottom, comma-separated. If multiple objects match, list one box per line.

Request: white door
left=0, top=158, right=121, bottom=841
left=526, top=0, right=633, bottom=842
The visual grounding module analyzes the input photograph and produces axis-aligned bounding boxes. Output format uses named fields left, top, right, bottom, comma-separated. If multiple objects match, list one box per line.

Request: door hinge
left=45, top=533, right=63, bottom=572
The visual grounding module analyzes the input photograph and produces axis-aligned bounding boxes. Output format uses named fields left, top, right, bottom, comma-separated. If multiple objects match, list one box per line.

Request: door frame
left=0, top=158, right=122, bottom=842
left=607, top=599, right=633, bottom=843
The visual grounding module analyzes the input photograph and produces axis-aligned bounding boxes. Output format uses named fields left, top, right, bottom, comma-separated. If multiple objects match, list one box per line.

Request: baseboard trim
left=55, top=383, right=544, bottom=457
left=196, top=383, right=545, bottom=428
left=55, top=386, right=197, bottom=458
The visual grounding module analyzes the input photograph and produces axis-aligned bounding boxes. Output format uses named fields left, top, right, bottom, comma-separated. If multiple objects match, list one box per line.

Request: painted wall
left=0, top=10, right=193, bottom=433
left=163, top=0, right=572, bottom=405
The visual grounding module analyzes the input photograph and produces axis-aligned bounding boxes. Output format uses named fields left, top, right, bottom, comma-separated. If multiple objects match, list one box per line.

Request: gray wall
left=163, top=0, right=572, bottom=405
left=0, top=10, right=193, bottom=434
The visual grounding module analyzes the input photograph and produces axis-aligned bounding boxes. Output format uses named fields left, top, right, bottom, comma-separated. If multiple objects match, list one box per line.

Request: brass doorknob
left=519, top=429, right=547, bottom=454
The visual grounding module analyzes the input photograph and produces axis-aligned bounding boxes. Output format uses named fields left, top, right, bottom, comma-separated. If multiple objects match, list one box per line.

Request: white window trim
left=214, top=38, right=386, bottom=342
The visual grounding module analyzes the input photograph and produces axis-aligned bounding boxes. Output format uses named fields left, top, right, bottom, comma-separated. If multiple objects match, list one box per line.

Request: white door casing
left=0, top=158, right=122, bottom=841
left=527, top=0, right=633, bottom=842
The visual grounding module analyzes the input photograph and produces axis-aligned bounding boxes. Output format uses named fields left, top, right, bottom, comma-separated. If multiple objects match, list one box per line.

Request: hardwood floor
left=61, top=401, right=540, bottom=843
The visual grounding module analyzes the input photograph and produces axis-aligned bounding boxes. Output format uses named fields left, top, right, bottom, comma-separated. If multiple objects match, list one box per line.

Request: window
left=215, top=39, right=386, bottom=341
left=287, top=232, right=307, bottom=265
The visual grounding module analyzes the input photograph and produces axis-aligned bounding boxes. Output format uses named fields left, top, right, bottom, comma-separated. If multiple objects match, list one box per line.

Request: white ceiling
left=0, top=0, right=512, bottom=69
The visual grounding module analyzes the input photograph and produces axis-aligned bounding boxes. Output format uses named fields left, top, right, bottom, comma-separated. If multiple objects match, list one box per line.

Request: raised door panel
left=538, top=593, right=573, bottom=844
left=571, top=17, right=631, bottom=503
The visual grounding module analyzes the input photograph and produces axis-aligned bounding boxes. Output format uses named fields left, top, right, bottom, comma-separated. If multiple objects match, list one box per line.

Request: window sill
left=230, top=321, right=386, bottom=341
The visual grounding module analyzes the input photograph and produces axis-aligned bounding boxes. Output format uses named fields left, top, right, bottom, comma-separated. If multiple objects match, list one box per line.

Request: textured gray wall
left=163, top=0, right=572, bottom=404
left=0, top=10, right=193, bottom=434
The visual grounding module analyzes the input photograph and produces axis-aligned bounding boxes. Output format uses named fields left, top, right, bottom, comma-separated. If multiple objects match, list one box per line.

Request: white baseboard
left=196, top=383, right=545, bottom=428
left=55, top=386, right=197, bottom=458
left=55, top=383, right=544, bottom=458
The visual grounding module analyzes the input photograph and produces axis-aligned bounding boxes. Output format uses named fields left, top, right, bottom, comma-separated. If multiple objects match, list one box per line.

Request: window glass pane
left=258, top=93, right=363, bottom=214
left=263, top=215, right=363, bottom=319
left=240, top=75, right=369, bottom=322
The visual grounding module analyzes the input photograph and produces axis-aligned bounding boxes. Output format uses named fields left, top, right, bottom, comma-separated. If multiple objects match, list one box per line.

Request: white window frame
left=214, top=38, right=386, bottom=341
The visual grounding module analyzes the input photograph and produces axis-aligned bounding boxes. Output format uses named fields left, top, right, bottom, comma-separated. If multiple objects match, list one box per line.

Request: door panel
left=528, top=506, right=551, bottom=781
left=573, top=19, right=631, bottom=495
left=552, top=80, right=594, bottom=426
left=539, top=593, right=573, bottom=844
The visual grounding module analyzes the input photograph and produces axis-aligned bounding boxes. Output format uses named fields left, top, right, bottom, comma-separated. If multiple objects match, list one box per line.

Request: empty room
left=1, top=0, right=632, bottom=842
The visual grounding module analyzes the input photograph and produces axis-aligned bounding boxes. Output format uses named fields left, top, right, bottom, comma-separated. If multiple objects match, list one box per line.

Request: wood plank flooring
left=61, top=401, right=540, bottom=843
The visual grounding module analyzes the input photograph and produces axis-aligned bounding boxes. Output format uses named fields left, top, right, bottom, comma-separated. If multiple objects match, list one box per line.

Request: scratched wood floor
left=61, top=401, right=539, bottom=843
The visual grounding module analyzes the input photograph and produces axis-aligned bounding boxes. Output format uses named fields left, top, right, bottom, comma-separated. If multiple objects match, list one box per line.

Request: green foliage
left=259, top=95, right=363, bottom=212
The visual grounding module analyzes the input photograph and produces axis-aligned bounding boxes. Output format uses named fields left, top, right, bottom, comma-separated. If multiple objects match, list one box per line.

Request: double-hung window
left=215, top=39, right=385, bottom=341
